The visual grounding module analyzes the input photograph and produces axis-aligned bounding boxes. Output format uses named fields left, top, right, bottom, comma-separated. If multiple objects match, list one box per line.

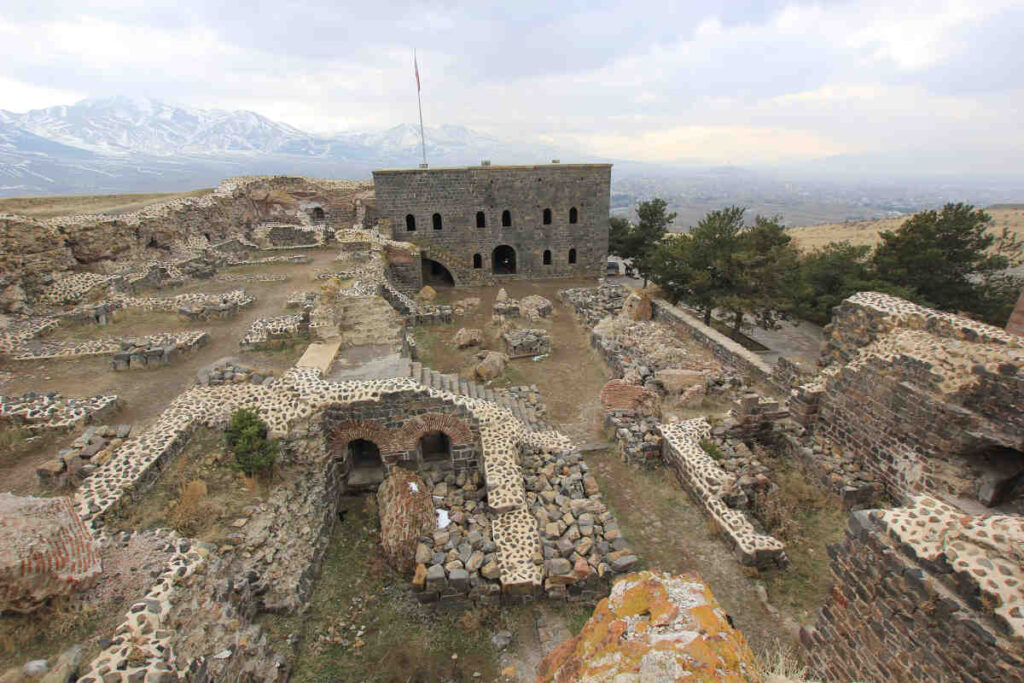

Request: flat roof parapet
left=372, top=163, right=612, bottom=175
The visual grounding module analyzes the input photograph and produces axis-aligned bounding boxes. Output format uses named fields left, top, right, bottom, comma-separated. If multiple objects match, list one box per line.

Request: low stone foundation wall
left=239, top=314, right=310, bottom=350
left=0, top=392, right=118, bottom=432
left=111, top=331, right=210, bottom=370
left=804, top=496, right=1024, bottom=682
left=658, top=418, right=786, bottom=568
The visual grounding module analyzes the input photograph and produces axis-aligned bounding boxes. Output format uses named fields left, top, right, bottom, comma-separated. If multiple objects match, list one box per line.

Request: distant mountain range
left=0, top=96, right=569, bottom=195
left=1, top=96, right=1019, bottom=227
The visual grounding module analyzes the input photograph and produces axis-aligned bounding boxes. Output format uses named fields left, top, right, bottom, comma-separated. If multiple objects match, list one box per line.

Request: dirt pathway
left=583, top=447, right=791, bottom=657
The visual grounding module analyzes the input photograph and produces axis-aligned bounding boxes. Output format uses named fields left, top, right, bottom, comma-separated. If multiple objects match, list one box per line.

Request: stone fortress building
left=372, top=162, right=611, bottom=288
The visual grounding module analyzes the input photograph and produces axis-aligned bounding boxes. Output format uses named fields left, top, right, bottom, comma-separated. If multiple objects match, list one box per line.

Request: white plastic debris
left=436, top=509, right=451, bottom=529
left=408, top=481, right=419, bottom=493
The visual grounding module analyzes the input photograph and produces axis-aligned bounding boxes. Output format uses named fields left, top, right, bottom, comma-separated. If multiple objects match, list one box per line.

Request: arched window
left=312, top=207, right=325, bottom=221
left=568, top=248, right=577, bottom=264
left=476, top=211, right=486, bottom=228
left=473, top=253, right=482, bottom=269
left=405, top=214, right=416, bottom=231
left=419, top=431, right=451, bottom=463
left=348, top=439, right=382, bottom=468
left=543, top=208, right=552, bottom=225
left=543, top=250, right=551, bottom=265
left=569, top=207, right=578, bottom=224
left=502, top=210, right=511, bottom=227
left=432, top=213, right=443, bottom=231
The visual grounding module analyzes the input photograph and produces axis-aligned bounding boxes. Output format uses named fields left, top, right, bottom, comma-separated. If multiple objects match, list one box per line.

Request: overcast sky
left=1, top=1, right=1022, bottom=169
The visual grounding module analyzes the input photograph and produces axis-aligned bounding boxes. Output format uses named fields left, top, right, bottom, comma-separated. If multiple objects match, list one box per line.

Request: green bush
left=225, top=408, right=278, bottom=476
left=699, top=438, right=722, bottom=460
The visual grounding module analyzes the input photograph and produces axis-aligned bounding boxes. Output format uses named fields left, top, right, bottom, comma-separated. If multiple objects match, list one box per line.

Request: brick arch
left=329, top=420, right=396, bottom=455
left=397, top=413, right=474, bottom=451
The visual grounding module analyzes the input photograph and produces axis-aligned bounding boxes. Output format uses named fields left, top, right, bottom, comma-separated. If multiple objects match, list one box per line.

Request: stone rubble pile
left=523, top=447, right=638, bottom=598
left=197, top=359, right=277, bottom=387
left=560, top=283, right=627, bottom=327
left=520, top=294, right=553, bottom=320
left=496, top=385, right=548, bottom=421
left=492, top=288, right=520, bottom=318
left=604, top=413, right=663, bottom=468
left=502, top=328, right=552, bottom=358
left=36, top=423, right=134, bottom=487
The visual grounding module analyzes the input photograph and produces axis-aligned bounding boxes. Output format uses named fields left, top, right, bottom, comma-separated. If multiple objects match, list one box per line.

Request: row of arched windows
left=471, top=248, right=576, bottom=269
left=405, top=207, right=579, bottom=232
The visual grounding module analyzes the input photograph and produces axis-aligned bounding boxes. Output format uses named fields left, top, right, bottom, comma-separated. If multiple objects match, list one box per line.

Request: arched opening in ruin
left=405, top=214, right=416, bottom=231
left=543, top=208, right=552, bottom=225
left=422, top=258, right=455, bottom=287
left=543, top=249, right=552, bottom=265
left=502, top=210, right=512, bottom=227
left=473, top=254, right=482, bottom=269
left=476, top=211, right=486, bottom=228
left=492, top=245, right=516, bottom=274
left=432, top=213, right=443, bottom=231
left=203, top=232, right=211, bottom=242
left=569, top=207, right=578, bottom=224
left=568, top=248, right=577, bottom=264
left=312, top=207, right=325, bottom=221
left=970, top=444, right=1024, bottom=507
left=419, top=431, right=451, bottom=463
left=348, top=439, right=382, bottom=469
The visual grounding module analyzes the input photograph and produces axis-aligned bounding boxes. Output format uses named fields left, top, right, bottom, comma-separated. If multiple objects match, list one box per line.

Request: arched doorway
left=348, top=439, right=382, bottom=468
left=492, top=245, right=516, bottom=274
left=422, top=258, right=455, bottom=286
left=419, top=431, right=451, bottom=463
left=312, top=207, right=325, bottom=221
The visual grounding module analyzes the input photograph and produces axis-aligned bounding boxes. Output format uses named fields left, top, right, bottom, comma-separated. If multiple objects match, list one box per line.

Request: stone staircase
left=336, top=295, right=404, bottom=350
left=408, top=361, right=548, bottom=430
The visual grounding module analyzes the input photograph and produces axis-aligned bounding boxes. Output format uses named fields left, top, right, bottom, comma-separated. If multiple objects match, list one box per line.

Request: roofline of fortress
left=372, top=163, right=613, bottom=175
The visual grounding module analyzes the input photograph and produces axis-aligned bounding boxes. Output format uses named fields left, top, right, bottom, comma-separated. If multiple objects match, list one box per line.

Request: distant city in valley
left=1, top=97, right=1020, bottom=227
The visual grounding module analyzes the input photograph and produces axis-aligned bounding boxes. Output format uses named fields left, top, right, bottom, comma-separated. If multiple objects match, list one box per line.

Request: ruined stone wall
left=806, top=293, right=1024, bottom=503
left=804, top=496, right=1024, bottom=682
left=323, top=391, right=482, bottom=474
left=0, top=176, right=372, bottom=303
left=373, top=164, right=610, bottom=285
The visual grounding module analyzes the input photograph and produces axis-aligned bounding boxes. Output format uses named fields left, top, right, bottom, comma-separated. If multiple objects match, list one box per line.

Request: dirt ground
left=414, top=278, right=611, bottom=442
left=0, top=248, right=335, bottom=497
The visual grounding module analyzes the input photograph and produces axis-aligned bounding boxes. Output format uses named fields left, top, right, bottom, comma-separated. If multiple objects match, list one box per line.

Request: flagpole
left=415, top=49, right=427, bottom=167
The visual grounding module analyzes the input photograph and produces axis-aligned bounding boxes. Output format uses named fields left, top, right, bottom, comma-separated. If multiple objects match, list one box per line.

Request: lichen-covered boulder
left=0, top=494, right=101, bottom=613
left=538, top=571, right=760, bottom=682
left=377, top=468, right=435, bottom=575
left=473, top=350, right=508, bottom=381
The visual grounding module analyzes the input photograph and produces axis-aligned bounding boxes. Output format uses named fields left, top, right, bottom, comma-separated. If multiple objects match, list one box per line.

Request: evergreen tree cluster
left=609, top=200, right=1024, bottom=335
left=225, top=408, right=279, bottom=476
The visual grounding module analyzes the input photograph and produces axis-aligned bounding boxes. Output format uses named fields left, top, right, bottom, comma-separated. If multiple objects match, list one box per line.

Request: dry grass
left=787, top=206, right=1024, bottom=252
left=169, top=480, right=211, bottom=536
left=758, top=642, right=820, bottom=683
left=0, top=189, right=213, bottom=219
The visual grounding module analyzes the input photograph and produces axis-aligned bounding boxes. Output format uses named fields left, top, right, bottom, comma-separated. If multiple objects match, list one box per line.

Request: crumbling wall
left=803, top=293, right=1024, bottom=503
left=804, top=496, right=1024, bottom=682
left=0, top=176, right=372, bottom=307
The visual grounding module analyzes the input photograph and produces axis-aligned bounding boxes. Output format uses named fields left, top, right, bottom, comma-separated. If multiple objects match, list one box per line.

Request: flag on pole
left=415, top=52, right=421, bottom=92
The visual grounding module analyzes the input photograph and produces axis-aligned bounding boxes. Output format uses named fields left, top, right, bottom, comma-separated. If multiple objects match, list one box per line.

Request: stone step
left=410, top=361, right=421, bottom=380
left=420, top=366, right=431, bottom=386
left=430, top=370, right=441, bottom=389
left=459, top=378, right=470, bottom=396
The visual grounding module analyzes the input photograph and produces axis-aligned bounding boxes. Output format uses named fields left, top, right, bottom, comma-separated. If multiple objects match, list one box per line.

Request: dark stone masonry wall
left=322, top=391, right=482, bottom=475
left=373, top=164, right=610, bottom=285
left=803, top=510, right=1024, bottom=683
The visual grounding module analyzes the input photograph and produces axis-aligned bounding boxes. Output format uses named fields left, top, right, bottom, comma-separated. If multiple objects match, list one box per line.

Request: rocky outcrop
left=378, top=468, right=436, bottom=575
left=538, top=570, right=760, bottom=682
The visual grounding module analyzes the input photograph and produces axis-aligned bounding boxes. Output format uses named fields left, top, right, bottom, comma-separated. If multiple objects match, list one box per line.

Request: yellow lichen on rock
left=538, top=571, right=760, bottom=683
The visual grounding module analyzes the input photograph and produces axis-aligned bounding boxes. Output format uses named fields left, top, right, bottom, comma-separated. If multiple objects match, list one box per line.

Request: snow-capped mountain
left=0, top=96, right=312, bottom=157
left=0, top=96, right=574, bottom=194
